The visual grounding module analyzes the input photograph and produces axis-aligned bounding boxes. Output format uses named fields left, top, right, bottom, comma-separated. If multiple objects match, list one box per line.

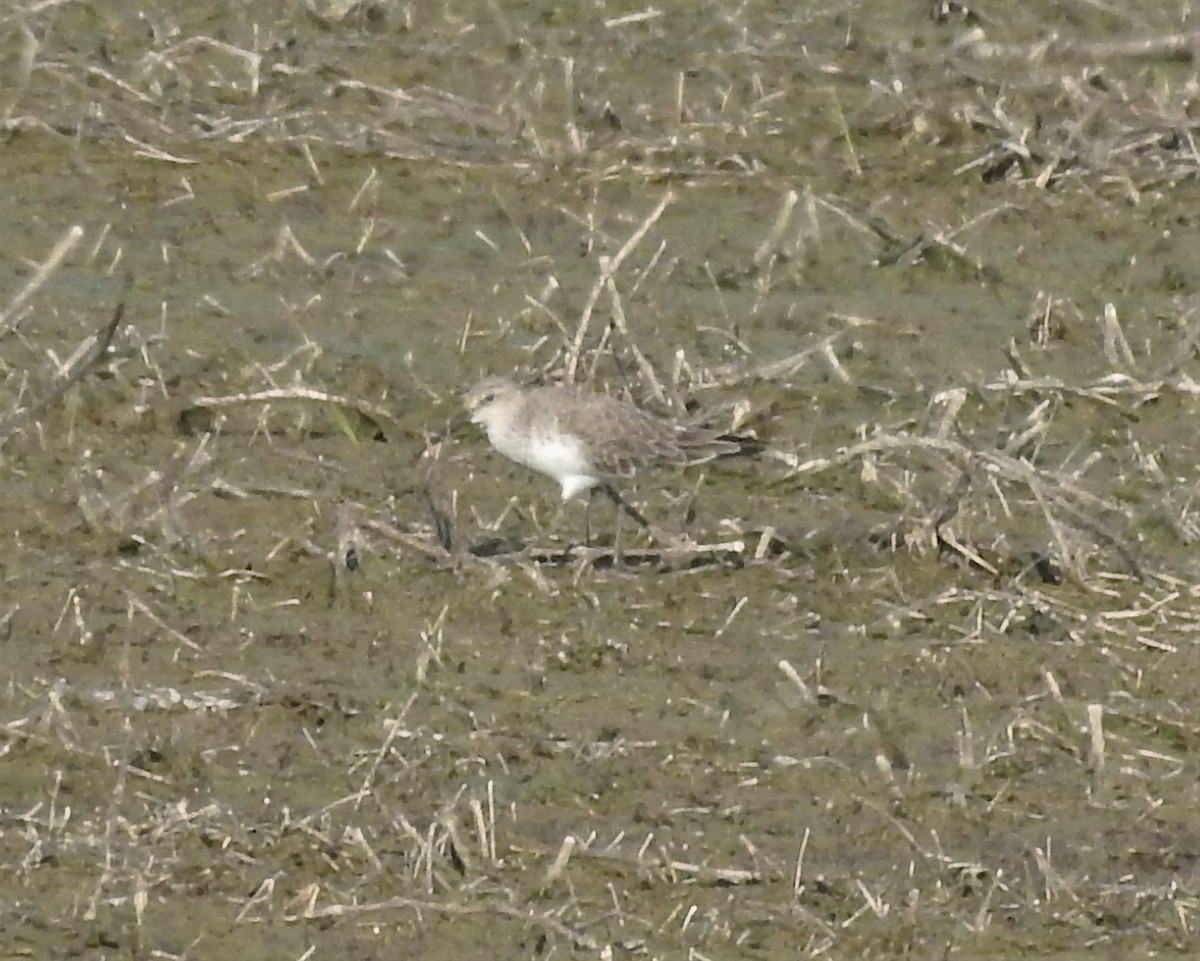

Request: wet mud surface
left=2, top=1, right=1200, bottom=957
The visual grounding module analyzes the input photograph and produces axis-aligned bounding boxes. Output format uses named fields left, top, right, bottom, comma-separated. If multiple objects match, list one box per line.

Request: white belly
left=489, top=426, right=600, bottom=500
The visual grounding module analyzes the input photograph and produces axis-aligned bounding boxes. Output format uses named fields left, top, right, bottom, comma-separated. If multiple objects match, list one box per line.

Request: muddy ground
left=2, top=0, right=1200, bottom=957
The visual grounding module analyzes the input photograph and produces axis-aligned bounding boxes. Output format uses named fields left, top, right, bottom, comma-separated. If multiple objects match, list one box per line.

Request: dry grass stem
left=564, top=190, right=674, bottom=385
left=0, top=224, right=84, bottom=329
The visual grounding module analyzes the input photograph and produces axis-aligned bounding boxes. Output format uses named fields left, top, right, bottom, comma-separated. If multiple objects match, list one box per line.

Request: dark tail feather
left=716, top=433, right=764, bottom=459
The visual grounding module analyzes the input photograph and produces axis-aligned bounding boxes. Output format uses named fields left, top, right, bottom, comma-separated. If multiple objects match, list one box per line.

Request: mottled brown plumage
left=463, top=375, right=755, bottom=501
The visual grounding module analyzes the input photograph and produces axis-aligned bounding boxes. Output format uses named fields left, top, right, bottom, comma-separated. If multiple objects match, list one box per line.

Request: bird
left=461, top=375, right=758, bottom=531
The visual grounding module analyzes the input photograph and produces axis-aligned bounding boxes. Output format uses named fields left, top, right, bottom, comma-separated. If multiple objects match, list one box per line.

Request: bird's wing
left=550, top=392, right=686, bottom=477
left=532, top=386, right=750, bottom=476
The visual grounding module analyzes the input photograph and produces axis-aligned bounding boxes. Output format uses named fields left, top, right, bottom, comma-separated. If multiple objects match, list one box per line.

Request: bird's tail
left=716, top=433, right=765, bottom=459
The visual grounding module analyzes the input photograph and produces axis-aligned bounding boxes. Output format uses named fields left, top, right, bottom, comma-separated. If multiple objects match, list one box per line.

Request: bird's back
left=533, top=385, right=752, bottom=478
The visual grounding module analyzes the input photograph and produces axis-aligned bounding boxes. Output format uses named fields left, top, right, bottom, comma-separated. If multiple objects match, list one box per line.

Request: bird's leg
left=545, top=500, right=581, bottom=555
left=601, top=483, right=650, bottom=530
left=602, top=484, right=684, bottom=548
left=612, top=492, right=624, bottom=565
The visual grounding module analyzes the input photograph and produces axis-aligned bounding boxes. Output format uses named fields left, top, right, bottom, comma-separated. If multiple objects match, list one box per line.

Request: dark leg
left=601, top=483, right=650, bottom=529
left=612, top=490, right=624, bottom=565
